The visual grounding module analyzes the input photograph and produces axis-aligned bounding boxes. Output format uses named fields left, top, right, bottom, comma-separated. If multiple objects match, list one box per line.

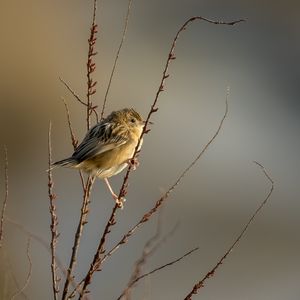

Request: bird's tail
left=50, top=157, right=78, bottom=170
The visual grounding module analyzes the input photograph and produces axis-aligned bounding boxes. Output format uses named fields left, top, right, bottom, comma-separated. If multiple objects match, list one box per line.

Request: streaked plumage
left=53, top=108, right=144, bottom=207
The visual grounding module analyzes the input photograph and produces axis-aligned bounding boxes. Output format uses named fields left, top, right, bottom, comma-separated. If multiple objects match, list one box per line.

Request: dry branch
left=114, top=17, right=245, bottom=206
left=61, top=97, right=85, bottom=189
left=59, top=78, right=86, bottom=107
left=118, top=247, right=199, bottom=300
left=59, top=78, right=99, bottom=124
left=86, top=0, right=98, bottom=130
left=102, top=89, right=229, bottom=265
left=61, top=176, right=95, bottom=300
left=0, top=146, right=8, bottom=248
left=183, top=161, right=274, bottom=299
left=101, top=0, right=133, bottom=119
left=3, top=250, right=29, bottom=299
left=62, top=1, right=99, bottom=298
left=123, top=219, right=179, bottom=300
left=124, top=211, right=163, bottom=300
left=75, top=16, right=243, bottom=298
left=48, top=122, right=60, bottom=300
left=5, top=216, right=79, bottom=290
left=61, top=97, right=78, bottom=149
left=10, top=237, right=32, bottom=300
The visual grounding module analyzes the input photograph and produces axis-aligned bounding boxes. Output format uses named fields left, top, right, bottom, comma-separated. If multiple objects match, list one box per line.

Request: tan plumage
left=53, top=108, right=144, bottom=207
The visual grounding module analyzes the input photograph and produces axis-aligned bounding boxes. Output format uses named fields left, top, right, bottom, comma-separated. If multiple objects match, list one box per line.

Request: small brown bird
left=53, top=108, right=145, bottom=207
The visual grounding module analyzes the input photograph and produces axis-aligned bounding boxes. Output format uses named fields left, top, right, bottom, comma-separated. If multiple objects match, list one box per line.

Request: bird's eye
left=131, top=118, right=136, bottom=123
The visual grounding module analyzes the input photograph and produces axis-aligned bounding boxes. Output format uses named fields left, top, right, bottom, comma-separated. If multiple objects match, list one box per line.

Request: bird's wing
left=73, top=122, right=128, bottom=162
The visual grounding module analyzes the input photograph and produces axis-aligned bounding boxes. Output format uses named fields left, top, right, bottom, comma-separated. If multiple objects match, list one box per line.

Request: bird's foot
left=112, top=193, right=126, bottom=209
left=127, top=157, right=139, bottom=171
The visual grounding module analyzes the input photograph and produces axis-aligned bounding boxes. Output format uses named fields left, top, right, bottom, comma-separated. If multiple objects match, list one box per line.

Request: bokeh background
left=0, top=0, right=299, bottom=299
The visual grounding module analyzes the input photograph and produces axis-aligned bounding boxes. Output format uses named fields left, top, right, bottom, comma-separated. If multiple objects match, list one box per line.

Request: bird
left=53, top=108, right=145, bottom=208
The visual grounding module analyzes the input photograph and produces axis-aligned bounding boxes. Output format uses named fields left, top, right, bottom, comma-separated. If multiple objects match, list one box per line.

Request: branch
left=62, top=3, right=99, bottom=297
left=117, top=247, right=199, bottom=300
left=59, top=77, right=87, bottom=106
left=86, top=0, right=98, bottom=130
left=123, top=220, right=179, bottom=300
left=183, top=161, right=274, bottom=299
left=101, top=0, right=133, bottom=120
left=5, top=216, right=78, bottom=290
left=47, top=122, right=60, bottom=299
left=0, top=146, right=8, bottom=248
left=61, top=97, right=78, bottom=149
left=102, top=89, right=229, bottom=265
left=114, top=17, right=245, bottom=205
left=59, top=78, right=99, bottom=124
left=5, top=252, right=29, bottom=299
left=61, top=97, right=85, bottom=189
left=61, top=176, right=95, bottom=300
left=125, top=211, right=163, bottom=300
left=74, top=15, right=244, bottom=298
left=10, top=237, right=32, bottom=300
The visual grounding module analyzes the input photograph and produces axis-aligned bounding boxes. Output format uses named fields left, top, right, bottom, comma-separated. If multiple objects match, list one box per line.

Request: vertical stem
left=48, top=122, right=59, bottom=300
left=101, top=0, right=133, bottom=120
left=61, top=176, right=95, bottom=300
left=0, top=146, right=8, bottom=248
left=86, top=0, right=98, bottom=130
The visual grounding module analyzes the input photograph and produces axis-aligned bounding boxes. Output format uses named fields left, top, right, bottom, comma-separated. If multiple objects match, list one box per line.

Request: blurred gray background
left=0, top=0, right=299, bottom=299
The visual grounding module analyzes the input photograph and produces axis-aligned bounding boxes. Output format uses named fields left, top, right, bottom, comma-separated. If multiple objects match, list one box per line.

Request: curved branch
left=117, top=247, right=199, bottom=300
left=102, top=89, right=229, bottom=265
left=74, top=15, right=244, bottom=298
left=10, top=237, right=32, bottom=300
left=183, top=161, right=274, bottom=299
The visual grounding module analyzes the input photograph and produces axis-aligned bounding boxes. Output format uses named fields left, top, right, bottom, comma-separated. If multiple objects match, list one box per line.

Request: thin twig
left=124, top=210, right=164, bottom=300
left=5, top=252, right=29, bottom=299
left=74, top=16, right=244, bottom=298
left=10, top=237, right=32, bottom=300
left=61, top=97, right=78, bottom=149
left=118, top=247, right=199, bottom=300
left=124, top=220, right=179, bottom=300
left=59, top=78, right=99, bottom=124
left=48, top=122, right=60, bottom=300
left=74, top=205, right=119, bottom=299
left=74, top=86, right=229, bottom=299
left=147, top=221, right=180, bottom=261
left=101, top=0, right=133, bottom=120
left=59, top=77, right=87, bottom=106
left=61, top=88, right=92, bottom=298
left=183, top=161, right=274, bottom=299
left=61, top=96, right=85, bottom=189
left=5, top=216, right=78, bottom=290
left=0, top=146, right=8, bottom=248
left=86, top=0, right=98, bottom=130
left=115, top=17, right=245, bottom=204
left=63, top=3, right=99, bottom=297
left=61, top=176, right=95, bottom=300
left=102, top=89, right=229, bottom=265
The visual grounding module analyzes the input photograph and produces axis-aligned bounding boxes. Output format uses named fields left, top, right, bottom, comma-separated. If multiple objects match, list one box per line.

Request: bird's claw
left=127, top=158, right=139, bottom=171
left=116, top=197, right=126, bottom=209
